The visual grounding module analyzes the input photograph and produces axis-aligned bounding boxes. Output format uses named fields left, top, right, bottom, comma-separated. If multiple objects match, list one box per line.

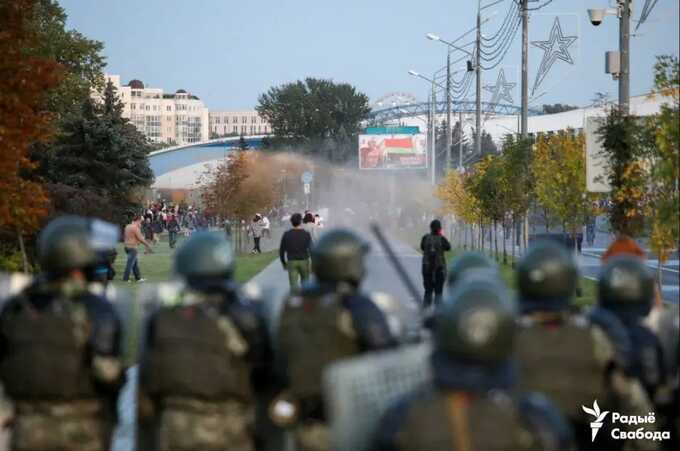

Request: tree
left=256, top=77, right=370, bottom=151
left=24, top=0, right=105, bottom=122
left=200, top=151, right=282, bottom=253
left=238, top=135, right=250, bottom=151
left=0, top=0, right=62, bottom=272
left=500, top=135, right=534, bottom=260
left=541, top=104, right=578, bottom=115
left=481, top=131, right=498, bottom=156
left=645, top=55, right=679, bottom=279
left=436, top=170, right=481, bottom=250
left=466, top=155, right=509, bottom=259
left=597, top=109, right=648, bottom=236
left=40, top=81, right=153, bottom=223
left=531, top=132, right=598, bottom=248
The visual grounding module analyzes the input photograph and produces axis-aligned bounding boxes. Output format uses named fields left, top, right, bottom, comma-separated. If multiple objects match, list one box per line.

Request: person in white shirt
left=261, top=214, right=271, bottom=238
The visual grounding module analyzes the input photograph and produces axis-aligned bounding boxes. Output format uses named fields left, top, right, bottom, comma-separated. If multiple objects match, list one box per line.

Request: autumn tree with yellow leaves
left=532, top=132, right=599, bottom=250
left=436, top=170, right=482, bottom=250
left=645, top=55, right=679, bottom=276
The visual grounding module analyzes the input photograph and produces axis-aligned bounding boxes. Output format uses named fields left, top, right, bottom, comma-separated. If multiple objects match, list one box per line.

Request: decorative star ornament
left=484, top=69, right=516, bottom=106
left=531, top=17, right=578, bottom=95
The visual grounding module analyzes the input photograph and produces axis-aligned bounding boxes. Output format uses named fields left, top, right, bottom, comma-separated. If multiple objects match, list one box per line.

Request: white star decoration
left=531, top=17, right=578, bottom=95
left=484, top=68, right=516, bottom=106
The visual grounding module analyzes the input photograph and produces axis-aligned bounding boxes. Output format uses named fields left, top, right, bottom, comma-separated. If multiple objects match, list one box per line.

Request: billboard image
left=358, top=134, right=427, bottom=170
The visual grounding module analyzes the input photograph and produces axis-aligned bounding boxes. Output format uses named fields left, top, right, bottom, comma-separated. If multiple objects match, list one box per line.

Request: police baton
left=370, top=223, right=422, bottom=309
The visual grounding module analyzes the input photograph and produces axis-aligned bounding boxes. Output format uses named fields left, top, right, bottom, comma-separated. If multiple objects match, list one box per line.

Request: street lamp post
left=409, top=70, right=447, bottom=185
left=588, top=0, right=631, bottom=115
left=476, top=3, right=482, bottom=156
left=446, top=53, right=452, bottom=172
left=426, top=34, right=475, bottom=174
left=521, top=0, right=529, bottom=137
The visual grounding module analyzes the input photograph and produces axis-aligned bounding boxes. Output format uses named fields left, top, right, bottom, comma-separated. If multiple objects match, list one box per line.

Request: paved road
left=579, top=247, right=679, bottom=303
left=250, top=229, right=424, bottom=308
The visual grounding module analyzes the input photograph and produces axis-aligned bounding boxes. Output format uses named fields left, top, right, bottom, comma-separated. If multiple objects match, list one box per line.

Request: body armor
left=515, top=316, right=604, bottom=418
left=278, top=292, right=360, bottom=402
left=385, top=388, right=534, bottom=451
left=0, top=294, right=96, bottom=400
left=144, top=302, right=252, bottom=402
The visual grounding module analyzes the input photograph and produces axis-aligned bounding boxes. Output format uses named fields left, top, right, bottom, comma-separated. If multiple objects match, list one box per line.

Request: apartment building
left=103, top=75, right=209, bottom=145
left=208, top=111, right=272, bottom=137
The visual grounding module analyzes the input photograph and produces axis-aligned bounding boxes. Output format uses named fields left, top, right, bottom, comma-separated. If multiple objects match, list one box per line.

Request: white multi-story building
left=102, top=75, right=209, bottom=145
left=208, top=111, right=272, bottom=137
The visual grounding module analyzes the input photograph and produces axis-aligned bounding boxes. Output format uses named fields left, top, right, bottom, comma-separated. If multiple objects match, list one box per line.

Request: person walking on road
left=123, top=216, right=153, bottom=282
left=279, top=213, right=312, bottom=292
left=249, top=214, right=265, bottom=254
left=302, top=212, right=317, bottom=240
left=261, top=214, right=271, bottom=239
left=420, top=219, right=451, bottom=308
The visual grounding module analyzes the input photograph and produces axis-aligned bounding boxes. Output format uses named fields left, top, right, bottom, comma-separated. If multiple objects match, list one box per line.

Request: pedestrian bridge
left=149, top=135, right=267, bottom=189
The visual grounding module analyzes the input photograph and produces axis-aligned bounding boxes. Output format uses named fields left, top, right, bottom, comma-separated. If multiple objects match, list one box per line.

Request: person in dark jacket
left=279, top=213, right=312, bottom=292
left=166, top=214, right=180, bottom=249
left=420, top=219, right=451, bottom=308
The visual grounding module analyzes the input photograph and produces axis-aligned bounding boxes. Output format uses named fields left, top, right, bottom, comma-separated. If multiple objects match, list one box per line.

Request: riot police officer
left=373, top=273, right=573, bottom=451
left=0, top=216, right=124, bottom=451
left=598, top=255, right=671, bottom=450
left=137, top=231, right=271, bottom=451
left=274, top=229, right=396, bottom=451
left=514, top=240, right=657, bottom=451
left=598, top=255, right=666, bottom=399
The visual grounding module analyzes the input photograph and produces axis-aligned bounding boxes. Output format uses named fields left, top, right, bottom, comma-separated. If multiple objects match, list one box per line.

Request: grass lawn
left=111, top=234, right=277, bottom=290
left=444, top=248, right=598, bottom=308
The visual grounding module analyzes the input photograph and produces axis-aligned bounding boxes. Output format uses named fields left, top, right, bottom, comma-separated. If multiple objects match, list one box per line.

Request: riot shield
left=111, top=366, right=138, bottom=451
left=323, top=341, right=433, bottom=451
left=0, top=272, right=31, bottom=308
left=370, top=291, right=424, bottom=343
left=247, top=283, right=287, bottom=352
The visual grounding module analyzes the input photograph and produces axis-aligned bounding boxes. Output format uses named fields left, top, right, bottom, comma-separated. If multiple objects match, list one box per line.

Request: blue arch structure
left=149, top=135, right=266, bottom=177
left=368, top=100, right=541, bottom=125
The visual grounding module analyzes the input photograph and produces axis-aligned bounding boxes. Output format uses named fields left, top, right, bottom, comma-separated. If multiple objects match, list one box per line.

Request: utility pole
left=619, top=0, right=630, bottom=115
left=520, top=0, right=530, bottom=253
left=459, top=110, right=464, bottom=169
left=521, top=0, right=529, bottom=137
left=446, top=52, right=452, bottom=172
left=475, top=4, right=482, bottom=156
left=431, top=81, right=437, bottom=185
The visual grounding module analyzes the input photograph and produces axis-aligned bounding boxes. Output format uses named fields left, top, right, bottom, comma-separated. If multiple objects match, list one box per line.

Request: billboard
left=358, top=134, right=427, bottom=170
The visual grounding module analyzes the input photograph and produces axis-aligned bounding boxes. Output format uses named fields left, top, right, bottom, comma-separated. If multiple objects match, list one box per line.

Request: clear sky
left=60, top=0, right=678, bottom=111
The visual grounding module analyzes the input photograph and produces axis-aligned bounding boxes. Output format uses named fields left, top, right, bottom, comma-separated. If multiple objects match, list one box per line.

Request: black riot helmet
left=311, top=229, right=370, bottom=286
left=435, top=274, right=517, bottom=364
left=517, top=240, right=578, bottom=312
left=38, top=216, right=96, bottom=277
left=598, top=255, right=655, bottom=319
left=447, top=251, right=497, bottom=288
left=174, top=231, right=235, bottom=288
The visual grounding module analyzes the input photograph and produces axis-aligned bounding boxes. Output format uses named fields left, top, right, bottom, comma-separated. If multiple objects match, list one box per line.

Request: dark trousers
left=422, top=266, right=445, bottom=307
left=168, top=230, right=178, bottom=248
left=253, top=237, right=262, bottom=253
left=123, top=247, right=141, bottom=281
